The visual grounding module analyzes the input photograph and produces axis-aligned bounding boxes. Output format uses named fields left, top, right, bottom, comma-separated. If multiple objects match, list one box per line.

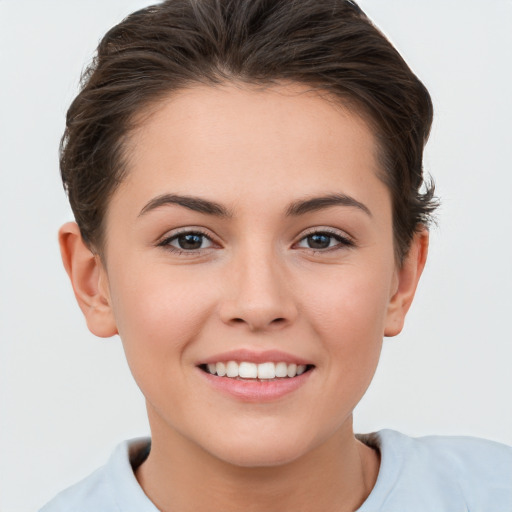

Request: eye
left=160, top=231, right=214, bottom=252
left=296, top=230, right=353, bottom=251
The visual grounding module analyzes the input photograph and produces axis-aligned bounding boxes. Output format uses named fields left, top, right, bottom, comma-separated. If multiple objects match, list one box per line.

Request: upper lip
left=198, top=348, right=313, bottom=366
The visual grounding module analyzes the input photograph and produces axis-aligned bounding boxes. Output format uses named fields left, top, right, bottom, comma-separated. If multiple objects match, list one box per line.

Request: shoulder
left=39, top=464, right=111, bottom=512
left=411, top=431, right=512, bottom=474
left=39, top=438, right=155, bottom=512
left=358, top=429, right=512, bottom=512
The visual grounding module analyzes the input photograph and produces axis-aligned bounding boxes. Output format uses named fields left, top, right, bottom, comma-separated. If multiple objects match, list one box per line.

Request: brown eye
left=165, top=232, right=213, bottom=251
left=177, top=234, right=203, bottom=249
left=306, top=234, right=332, bottom=249
left=296, top=230, right=353, bottom=251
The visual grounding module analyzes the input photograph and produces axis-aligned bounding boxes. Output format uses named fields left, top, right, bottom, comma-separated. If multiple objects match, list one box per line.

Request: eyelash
left=157, top=228, right=355, bottom=255
left=295, top=228, right=355, bottom=253
left=157, top=229, right=215, bottom=256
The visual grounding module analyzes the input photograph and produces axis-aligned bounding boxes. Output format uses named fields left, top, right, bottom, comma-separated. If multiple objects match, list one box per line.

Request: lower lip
left=199, top=368, right=313, bottom=402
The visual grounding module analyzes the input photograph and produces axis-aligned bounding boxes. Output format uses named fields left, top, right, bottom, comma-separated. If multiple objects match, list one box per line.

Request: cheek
left=108, top=266, right=216, bottom=370
left=299, top=262, right=393, bottom=391
left=303, top=265, right=393, bottom=342
left=274, top=268, right=390, bottom=437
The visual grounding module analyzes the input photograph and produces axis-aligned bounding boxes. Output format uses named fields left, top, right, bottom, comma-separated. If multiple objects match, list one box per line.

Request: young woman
left=40, top=1, right=512, bottom=510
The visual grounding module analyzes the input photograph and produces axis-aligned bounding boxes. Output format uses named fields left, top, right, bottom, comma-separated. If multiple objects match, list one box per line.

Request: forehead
left=113, top=82, right=389, bottom=217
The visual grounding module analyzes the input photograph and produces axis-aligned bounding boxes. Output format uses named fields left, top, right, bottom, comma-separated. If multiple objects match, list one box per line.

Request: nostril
left=223, top=309, right=294, bottom=330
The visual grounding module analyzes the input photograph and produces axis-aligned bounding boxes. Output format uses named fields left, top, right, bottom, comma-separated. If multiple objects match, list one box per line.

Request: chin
left=202, top=428, right=316, bottom=468
left=213, top=447, right=303, bottom=468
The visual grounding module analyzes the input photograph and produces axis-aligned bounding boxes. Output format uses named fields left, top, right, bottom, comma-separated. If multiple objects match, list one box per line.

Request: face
left=97, top=83, right=405, bottom=467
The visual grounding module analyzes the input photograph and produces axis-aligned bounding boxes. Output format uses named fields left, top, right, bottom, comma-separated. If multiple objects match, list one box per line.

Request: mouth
left=198, top=361, right=314, bottom=381
left=197, top=349, right=315, bottom=401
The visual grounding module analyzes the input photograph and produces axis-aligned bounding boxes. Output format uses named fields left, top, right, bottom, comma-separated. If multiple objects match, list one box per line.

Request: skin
left=60, top=83, right=428, bottom=512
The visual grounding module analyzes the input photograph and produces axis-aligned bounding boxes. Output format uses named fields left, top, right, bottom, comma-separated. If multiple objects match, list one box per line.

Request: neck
left=136, top=413, right=380, bottom=512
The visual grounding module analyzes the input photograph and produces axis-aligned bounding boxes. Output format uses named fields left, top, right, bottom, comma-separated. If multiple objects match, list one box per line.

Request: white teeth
left=257, top=362, right=276, bottom=379
left=275, top=362, right=288, bottom=378
left=239, top=362, right=258, bottom=378
left=205, top=361, right=309, bottom=379
left=216, top=361, right=226, bottom=377
left=296, top=364, right=307, bottom=375
left=226, top=361, right=239, bottom=378
left=287, top=363, right=297, bottom=378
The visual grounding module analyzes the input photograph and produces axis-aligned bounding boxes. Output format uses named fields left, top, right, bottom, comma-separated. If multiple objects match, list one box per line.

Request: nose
left=218, top=246, right=298, bottom=332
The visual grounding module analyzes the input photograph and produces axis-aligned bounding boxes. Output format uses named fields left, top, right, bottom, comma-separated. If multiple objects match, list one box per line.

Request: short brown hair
left=61, top=0, right=437, bottom=262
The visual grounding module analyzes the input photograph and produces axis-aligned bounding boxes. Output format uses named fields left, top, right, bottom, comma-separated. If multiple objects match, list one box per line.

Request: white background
left=1, top=1, right=511, bottom=510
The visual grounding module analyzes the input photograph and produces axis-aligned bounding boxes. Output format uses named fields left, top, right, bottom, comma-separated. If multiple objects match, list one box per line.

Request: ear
left=384, top=228, right=429, bottom=337
left=58, top=222, right=118, bottom=338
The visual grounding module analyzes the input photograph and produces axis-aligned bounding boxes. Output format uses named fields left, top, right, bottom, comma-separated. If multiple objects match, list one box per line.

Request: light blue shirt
left=40, top=430, right=512, bottom=511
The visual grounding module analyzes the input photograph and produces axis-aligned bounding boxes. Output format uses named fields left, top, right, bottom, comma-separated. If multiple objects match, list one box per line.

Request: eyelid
left=156, top=226, right=220, bottom=252
left=293, top=226, right=355, bottom=250
left=297, top=226, right=354, bottom=241
left=155, top=225, right=354, bottom=254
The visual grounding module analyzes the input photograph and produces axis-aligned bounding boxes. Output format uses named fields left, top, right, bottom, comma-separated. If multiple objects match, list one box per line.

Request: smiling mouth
left=199, top=361, right=314, bottom=380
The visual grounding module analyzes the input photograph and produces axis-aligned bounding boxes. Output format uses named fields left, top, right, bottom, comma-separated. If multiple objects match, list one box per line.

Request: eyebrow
left=286, top=194, right=372, bottom=217
left=138, top=194, right=232, bottom=217
left=138, top=192, right=371, bottom=219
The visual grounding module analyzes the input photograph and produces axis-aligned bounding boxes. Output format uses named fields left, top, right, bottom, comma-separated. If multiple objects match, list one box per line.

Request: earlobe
left=384, top=228, right=429, bottom=337
left=58, top=222, right=118, bottom=338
